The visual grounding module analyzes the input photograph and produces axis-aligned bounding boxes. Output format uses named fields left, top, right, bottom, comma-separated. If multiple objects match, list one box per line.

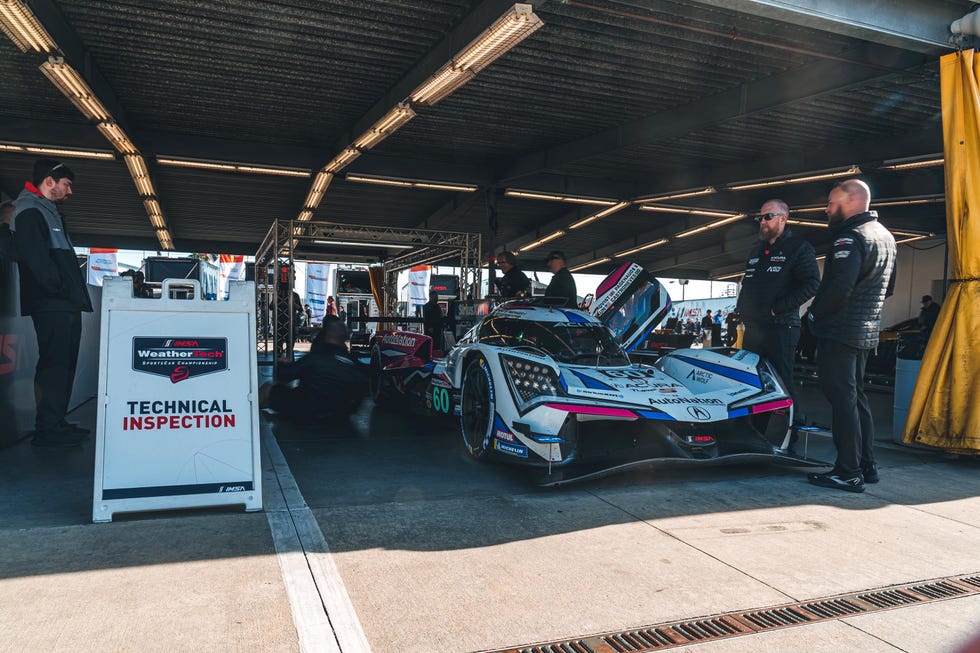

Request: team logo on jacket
left=132, top=337, right=227, bottom=383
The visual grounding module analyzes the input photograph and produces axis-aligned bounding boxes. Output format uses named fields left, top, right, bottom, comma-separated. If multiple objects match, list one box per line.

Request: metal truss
left=255, top=220, right=481, bottom=367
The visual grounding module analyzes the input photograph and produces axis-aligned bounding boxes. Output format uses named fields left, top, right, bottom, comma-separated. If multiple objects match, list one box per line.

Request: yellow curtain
left=368, top=266, right=385, bottom=314
left=902, top=50, right=980, bottom=453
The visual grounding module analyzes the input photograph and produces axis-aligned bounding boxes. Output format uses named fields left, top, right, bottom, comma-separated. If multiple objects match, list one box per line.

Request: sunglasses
left=755, top=212, right=785, bottom=223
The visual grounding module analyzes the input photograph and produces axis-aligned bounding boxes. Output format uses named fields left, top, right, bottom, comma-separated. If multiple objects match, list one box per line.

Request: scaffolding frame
left=255, top=219, right=481, bottom=365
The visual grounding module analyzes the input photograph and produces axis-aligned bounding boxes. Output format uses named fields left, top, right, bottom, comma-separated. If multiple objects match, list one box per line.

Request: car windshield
left=477, top=317, right=629, bottom=365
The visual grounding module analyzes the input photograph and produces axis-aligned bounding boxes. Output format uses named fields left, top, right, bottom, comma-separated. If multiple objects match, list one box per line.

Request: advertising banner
left=93, top=278, right=260, bottom=522
left=218, top=254, right=246, bottom=300
left=87, top=248, right=117, bottom=286
left=305, top=263, right=332, bottom=322
left=408, top=265, right=430, bottom=311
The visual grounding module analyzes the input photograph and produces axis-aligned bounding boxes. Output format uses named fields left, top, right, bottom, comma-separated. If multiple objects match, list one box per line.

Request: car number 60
left=432, top=387, right=451, bottom=413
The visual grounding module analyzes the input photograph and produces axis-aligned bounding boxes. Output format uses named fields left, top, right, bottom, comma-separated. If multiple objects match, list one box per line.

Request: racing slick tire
left=460, top=354, right=495, bottom=459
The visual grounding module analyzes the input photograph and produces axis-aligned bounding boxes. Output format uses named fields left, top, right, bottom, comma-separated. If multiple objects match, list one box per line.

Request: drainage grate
left=490, top=573, right=980, bottom=653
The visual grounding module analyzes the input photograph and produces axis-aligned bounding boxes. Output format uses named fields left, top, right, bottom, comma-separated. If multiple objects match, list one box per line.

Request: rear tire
left=460, top=354, right=495, bottom=459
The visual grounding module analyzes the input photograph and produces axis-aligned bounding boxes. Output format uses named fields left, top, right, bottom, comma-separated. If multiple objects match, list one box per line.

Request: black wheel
left=460, top=354, right=495, bottom=459
left=368, top=348, right=386, bottom=403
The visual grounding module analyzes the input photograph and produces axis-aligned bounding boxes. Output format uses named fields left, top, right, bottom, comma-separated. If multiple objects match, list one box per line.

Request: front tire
left=460, top=354, right=495, bottom=459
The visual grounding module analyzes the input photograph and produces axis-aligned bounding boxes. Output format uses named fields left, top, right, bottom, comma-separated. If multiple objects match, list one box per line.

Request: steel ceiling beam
left=499, top=42, right=934, bottom=182
left=683, top=0, right=963, bottom=54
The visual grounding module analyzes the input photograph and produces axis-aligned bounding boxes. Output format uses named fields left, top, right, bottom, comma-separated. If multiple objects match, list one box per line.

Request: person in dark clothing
left=736, top=198, right=820, bottom=415
left=260, top=317, right=366, bottom=422
left=807, top=179, right=896, bottom=493
left=422, top=290, right=444, bottom=351
left=711, top=312, right=722, bottom=347
left=701, top=310, right=715, bottom=347
left=11, top=159, right=93, bottom=447
left=724, top=309, right=741, bottom=347
left=494, top=250, right=531, bottom=298
left=544, top=250, right=577, bottom=307
left=918, top=295, right=940, bottom=338
left=120, top=269, right=153, bottom=298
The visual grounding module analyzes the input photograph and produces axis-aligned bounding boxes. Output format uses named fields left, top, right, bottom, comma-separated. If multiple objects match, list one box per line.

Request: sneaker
left=808, top=471, right=865, bottom=493
left=31, top=429, right=84, bottom=448
left=861, top=464, right=879, bottom=484
left=56, top=421, right=91, bottom=438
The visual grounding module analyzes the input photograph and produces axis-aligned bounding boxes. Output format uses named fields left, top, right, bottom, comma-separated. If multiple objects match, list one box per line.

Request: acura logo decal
left=687, top=406, right=711, bottom=421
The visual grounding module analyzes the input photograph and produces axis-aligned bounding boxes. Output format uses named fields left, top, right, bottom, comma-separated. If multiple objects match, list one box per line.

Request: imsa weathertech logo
left=132, top=337, right=228, bottom=383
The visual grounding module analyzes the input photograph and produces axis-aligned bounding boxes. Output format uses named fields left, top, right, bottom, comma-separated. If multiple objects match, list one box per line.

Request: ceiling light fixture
left=614, top=238, right=669, bottom=258
left=352, top=103, right=416, bottom=150
left=895, top=235, right=931, bottom=245
left=636, top=186, right=716, bottom=203
left=0, top=142, right=115, bottom=160
left=786, top=218, right=828, bottom=228
left=0, top=0, right=56, bottom=52
left=346, top=174, right=478, bottom=192
left=640, top=204, right=741, bottom=218
left=504, top=189, right=618, bottom=206
left=96, top=122, right=138, bottom=155
left=39, top=57, right=112, bottom=122
left=156, top=228, right=174, bottom=251
left=313, top=239, right=414, bottom=250
left=890, top=229, right=935, bottom=238
left=727, top=165, right=861, bottom=191
left=409, top=3, right=543, bottom=106
left=156, top=156, right=311, bottom=178
left=324, top=148, right=361, bottom=174
left=143, top=198, right=162, bottom=216
left=569, top=201, right=631, bottom=230
left=880, top=155, right=944, bottom=171
left=872, top=195, right=945, bottom=208
left=518, top=229, right=566, bottom=252
left=675, top=214, right=747, bottom=238
left=124, top=155, right=155, bottom=196
left=569, top=257, right=611, bottom=272
left=303, top=171, right=335, bottom=210
left=297, top=210, right=314, bottom=222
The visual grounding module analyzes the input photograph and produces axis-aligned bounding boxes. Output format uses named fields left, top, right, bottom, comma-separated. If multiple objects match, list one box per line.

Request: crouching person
left=259, top=316, right=366, bottom=423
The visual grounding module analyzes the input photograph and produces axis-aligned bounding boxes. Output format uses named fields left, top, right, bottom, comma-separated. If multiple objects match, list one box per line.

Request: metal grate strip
left=490, top=572, right=980, bottom=653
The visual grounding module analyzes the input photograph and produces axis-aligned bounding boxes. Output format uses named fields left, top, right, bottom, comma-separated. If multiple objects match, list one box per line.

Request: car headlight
left=500, top=354, right=563, bottom=406
left=758, top=360, right=787, bottom=395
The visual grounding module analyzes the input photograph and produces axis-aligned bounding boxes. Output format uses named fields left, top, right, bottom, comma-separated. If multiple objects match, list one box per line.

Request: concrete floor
left=1, top=379, right=978, bottom=653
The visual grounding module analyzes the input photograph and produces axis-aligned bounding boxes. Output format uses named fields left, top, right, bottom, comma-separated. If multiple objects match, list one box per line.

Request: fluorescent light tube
left=675, top=214, right=746, bottom=238
left=714, top=271, right=744, bottom=281
left=0, top=1, right=56, bottom=52
left=504, top=189, right=617, bottom=206
left=453, top=4, right=543, bottom=73
left=518, top=229, right=566, bottom=252
left=346, top=174, right=477, bottom=192
left=636, top=187, right=716, bottom=202
left=569, top=257, right=611, bottom=272
left=13, top=144, right=114, bottom=160
left=410, top=64, right=475, bottom=106
left=324, top=148, right=361, bottom=174
left=615, top=238, right=669, bottom=258
left=640, top=205, right=740, bottom=218
left=727, top=166, right=860, bottom=191
left=39, top=58, right=111, bottom=121
left=96, top=122, right=138, bottom=155
left=568, top=201, right=631, bottom=230
left=352, top=103, right=416, bottom=150
left=880, top=155, right=944, bottom=170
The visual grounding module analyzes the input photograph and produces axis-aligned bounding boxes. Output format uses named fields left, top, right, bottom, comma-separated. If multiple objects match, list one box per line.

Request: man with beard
left=494, top=250, right=531, bottom=298
left=807, top=179, right=896, bottom=492
left=11, top=160, right=93, bottom=447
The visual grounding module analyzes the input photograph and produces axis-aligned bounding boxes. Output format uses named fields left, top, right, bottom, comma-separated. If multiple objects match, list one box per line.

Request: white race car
left=371, top=262, right=823, bottom=482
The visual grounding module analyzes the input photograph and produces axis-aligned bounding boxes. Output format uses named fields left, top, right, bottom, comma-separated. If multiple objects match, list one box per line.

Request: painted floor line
left=263, top=430, right=372, bottom=653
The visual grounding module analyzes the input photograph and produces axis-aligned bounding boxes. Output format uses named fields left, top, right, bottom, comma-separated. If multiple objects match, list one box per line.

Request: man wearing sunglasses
left=736, top=198, right=820, bottom=433
left=11, top=159, right=93, bottom=447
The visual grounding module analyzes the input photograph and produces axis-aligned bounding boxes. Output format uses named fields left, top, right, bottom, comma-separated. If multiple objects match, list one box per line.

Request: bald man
left=806, top=179, right=896, bottom=493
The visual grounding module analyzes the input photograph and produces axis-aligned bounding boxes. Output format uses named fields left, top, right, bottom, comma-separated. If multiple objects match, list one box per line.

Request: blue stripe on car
left=570, top=369, right=617, bottom=391
left=727, top=407, right=749, bottom=418
left=674, top=355, right=762, bottom=388
left=636, top=410, right=677, bottom=421
left=561, top=310, right=590, bottom=323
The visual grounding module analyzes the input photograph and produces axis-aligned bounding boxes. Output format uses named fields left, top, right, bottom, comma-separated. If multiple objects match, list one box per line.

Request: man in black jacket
left=494, top=250, right=531, bottom=298
left=12, top=160, right=93, bottom=447
left=807, top=179, right=896, bottom=493
left=736, top=198, right=820, bottom=413
left=544, top=250, right=577, bottom=307
left=422, top=289, right=444, bottom=351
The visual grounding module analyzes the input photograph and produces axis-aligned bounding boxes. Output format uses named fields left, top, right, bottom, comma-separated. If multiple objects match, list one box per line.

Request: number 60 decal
left=431, top=386, right=451, bottom=413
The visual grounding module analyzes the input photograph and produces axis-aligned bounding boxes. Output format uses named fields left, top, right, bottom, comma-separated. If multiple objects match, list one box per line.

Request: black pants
left=817, top=338, right=875, bottom=477
left=742, top=323, right=800, bottom=407
left=31, top=311, right=81, bottom=432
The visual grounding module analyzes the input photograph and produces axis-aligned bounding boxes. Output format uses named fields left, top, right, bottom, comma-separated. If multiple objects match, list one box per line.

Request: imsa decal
left=132, top=338, right=227, bottom=383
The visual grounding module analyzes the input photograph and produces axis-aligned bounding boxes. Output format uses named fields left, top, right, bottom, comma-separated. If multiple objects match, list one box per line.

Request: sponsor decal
left=495, top=429, right=515, bottom=442
left=658, top=387, right=678, bottom=393
left=121, top=398, right=236, bottom=431
left=730, top=350, right=752, bottom=361
left=647, top=396, right=723, bottom=406
left=770, top=255, right=786, bottom=263
left=728, top=387, right=753, bottom=397
left=494, top=440, right=528, bottom=457
left=0, top=334, right=24, bottom=376
left=567, top=387, right=624, bottom=399
left=748, top=257, right=759, bottom=265
left=834, top=237, right=854, bottom=247
left=431, top=386, right=452, bottom=413
left=599, top=368, right=660, bottom=380
left=593, top=263, right=642, bottom=315
left=686, top=368, right=712, bottom=384
left=687, top=406, right=711, bottom=421
left=382, top=334, right=420, bottom=348
left=765, top=265, right=782, bottom=273
left=834, top=250, right=851, bottom=259
left=132, top=338, right=227, bottom=383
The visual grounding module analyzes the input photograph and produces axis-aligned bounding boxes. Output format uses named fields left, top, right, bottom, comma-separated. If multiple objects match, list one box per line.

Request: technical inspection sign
left=93, top=278, right=261, bottom=522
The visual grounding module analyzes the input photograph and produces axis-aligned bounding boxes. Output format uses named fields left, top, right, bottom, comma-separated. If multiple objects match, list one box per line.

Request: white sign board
left=93, top=278, right=261, bottom=522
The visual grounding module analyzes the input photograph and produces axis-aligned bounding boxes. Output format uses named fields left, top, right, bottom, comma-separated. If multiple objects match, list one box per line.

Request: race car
left=369, top=262, right=825, bottom=481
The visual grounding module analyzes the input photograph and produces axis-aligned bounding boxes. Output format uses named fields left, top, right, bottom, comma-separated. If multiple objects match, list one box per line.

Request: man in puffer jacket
left=11, top=159, right=93, bottom=447
left=807, top=179, right=896, bottom=493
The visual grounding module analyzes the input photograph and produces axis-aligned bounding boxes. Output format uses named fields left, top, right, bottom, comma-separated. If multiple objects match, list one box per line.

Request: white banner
left=218, top=255, right=246, bottom=301
left=670, top=298, right=737, bottom=324
left=87, top=249, right=117, bottom=286
left=305, top=263, right=333, bottom=322
left=408, top=265, right=430, bottom=310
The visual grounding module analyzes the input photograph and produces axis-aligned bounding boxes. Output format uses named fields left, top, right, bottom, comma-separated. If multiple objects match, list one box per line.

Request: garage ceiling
left=0, top=0, right=973, bottom=279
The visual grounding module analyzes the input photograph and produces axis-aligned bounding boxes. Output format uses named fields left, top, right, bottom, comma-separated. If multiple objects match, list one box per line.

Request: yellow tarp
left=368, top=265, right=385, bottom=313
left=901, top=50, right=980, bottom=453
